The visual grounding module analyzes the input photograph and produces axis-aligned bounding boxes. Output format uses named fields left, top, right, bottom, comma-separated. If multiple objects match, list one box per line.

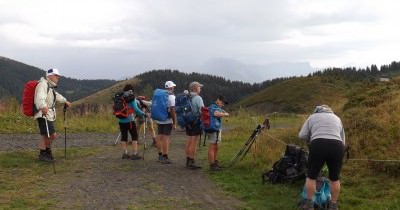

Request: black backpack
left=262, top=144, right=308, bottom=184
left=113, top=90, right=135, bottom=119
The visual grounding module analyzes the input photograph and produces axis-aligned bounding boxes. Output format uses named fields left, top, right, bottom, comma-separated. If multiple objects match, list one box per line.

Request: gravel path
left=0, top=131, right=244, bottom=210
left=0, top=133, right=117, bottom=151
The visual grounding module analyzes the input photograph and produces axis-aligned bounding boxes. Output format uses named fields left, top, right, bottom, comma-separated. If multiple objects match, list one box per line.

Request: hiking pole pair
left=226, top=117, right=270, bottom=168
left=198, top=131, right=207, bottom=148
left=43, top=114, right=56, bottom=174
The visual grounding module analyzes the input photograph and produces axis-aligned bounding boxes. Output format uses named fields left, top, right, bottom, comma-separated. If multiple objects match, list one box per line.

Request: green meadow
left=1, top=102, right=400, bottom=209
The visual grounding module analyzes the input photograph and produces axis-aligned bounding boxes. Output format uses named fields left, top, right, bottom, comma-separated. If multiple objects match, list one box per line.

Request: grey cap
left=189, top=81, right=203, bottom=91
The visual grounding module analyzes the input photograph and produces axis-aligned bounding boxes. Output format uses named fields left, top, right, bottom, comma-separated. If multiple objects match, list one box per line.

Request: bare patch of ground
left=0, top=131, right=244, bottom=209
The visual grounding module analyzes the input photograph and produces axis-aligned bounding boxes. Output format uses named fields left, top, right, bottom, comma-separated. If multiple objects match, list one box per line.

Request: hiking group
left=112, top=80, right=229, bottom=171
left=24, top=69, right=345, bottom=209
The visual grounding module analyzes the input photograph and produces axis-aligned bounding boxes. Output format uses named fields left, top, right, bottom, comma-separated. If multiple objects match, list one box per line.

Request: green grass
left=0, top=105, right=118, bottom=134
left=207, top=112, right=400, bottom=210
left=0, top=147, right=107, bottom=210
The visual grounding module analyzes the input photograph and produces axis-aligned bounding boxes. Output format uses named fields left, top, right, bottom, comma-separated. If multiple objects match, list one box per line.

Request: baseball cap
left=165, top=81, right=176, bottom=88
left=189, top=81, right=203, bottom=90
left=217, top=95, right=228, bottom=105
left=46, top=68, right=62, bottom=77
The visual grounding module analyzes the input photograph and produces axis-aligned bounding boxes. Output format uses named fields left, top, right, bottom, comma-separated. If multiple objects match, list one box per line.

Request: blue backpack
left=151, top=89, right=169, bottom=121
left=203, top=103, right=222, bottom=133
left=300, top=176, right=331, bottom=209
left=175, top=93, right=197, bottom=128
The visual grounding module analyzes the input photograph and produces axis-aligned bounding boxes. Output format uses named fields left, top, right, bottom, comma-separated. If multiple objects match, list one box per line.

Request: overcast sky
left=1, top=0, right=399, bottom=81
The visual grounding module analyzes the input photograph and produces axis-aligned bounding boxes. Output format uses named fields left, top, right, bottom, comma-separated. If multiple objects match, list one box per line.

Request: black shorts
left=119, top=121, right=138, bottom=142
left=307, top=138, right=345, bottom=181
left=185, top=124, right=202, bottom=136
left=157, top=124, right=172, bottom=135
left=37, top=118, right=55, bottom=136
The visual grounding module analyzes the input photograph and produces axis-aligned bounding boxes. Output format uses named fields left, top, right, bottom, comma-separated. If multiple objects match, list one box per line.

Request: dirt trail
left=0, top=131, right=244, bottom=210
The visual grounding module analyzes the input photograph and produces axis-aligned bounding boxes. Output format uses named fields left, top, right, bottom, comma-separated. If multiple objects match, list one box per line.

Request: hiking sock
left=132, top=151, right=138, bottom=155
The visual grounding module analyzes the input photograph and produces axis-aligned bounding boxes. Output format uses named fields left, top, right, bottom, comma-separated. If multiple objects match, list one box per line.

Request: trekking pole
left=43, top=114, right=56, bottom=174
left=63, top=104, right=67, bottom=160
left=203, top=131, right=207, bottom=146
left=114, top=132, right=121, bottom=145
left=241, top=133, right=258, bottom=161
left=226, top=124, right=261, bottom=168
left=199, top=131, right=202, bottom=148
left=142, top=116, right=147, bottom=160
left=227, top=116, right=270, bottom=168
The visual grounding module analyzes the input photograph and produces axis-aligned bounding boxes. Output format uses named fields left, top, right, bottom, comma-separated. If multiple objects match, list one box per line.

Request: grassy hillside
left=342, top=77, right=400, bottom=165
left=73, top=77, right=140, bottom=106
left=236, top=76, right=347, bottom=113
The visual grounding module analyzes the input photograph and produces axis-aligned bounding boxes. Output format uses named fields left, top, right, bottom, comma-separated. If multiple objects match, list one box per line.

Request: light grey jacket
left=34, top=77, right=67, bottom=121
left=298, top=107, right=345, bottom=144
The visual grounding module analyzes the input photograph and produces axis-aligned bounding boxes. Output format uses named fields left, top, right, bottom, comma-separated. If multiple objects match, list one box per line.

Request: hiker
left=298, top=105, right=346, bottom=210
left=135, top=97, right=157, bottom=147
left=34, top=68, right=71, bottom=161
left=153, top=81, right=177, bottom=164
left=184, top=81, right=204, bottom=169
left=207, top=95, right=229, bottom=171
left=117, top=85, right=145, bottom=160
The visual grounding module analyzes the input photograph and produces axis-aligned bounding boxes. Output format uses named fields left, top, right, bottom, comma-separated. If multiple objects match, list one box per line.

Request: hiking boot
left=151, top=140, right=157, bottom=148
left=158, top=155, right=164, bottom=162
left=328, top=201, right=338, bottom=210
left=122, top=153, right=131, bottom=159
left=130, top=154, right=142, bottom=160
left=161, top=158, right=172, bottom=164
left=186, top=159, right=201, bottom=170
left=38, top=153, right=53, bottom=162
left=300, top=199, right=314, bottom=210
left=215, top=160, right=224, bottom=168
left=46, top=149, right=55, bottom=160
left=209, top=163, right=223, bottom=171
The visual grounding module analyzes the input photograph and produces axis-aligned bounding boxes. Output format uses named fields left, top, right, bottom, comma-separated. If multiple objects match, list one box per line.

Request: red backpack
left=200, top=106, right=210, bottom=128
left=113, top=91, right=135, bottom=119
left=22, top=81, right=39, bottom=117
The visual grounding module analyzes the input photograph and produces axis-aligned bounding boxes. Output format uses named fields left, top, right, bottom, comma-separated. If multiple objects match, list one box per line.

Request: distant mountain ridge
left=0, top=56, right=118, bottom=102
left=202, top=58, right=314, bottom=83
left=73, top=69, right=273, bottom=108
left=135, top=69, right=267, bottom=106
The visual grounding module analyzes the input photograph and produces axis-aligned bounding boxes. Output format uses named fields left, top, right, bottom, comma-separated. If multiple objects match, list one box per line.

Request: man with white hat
left=155, top=80, right=177, bottom=164
left=34, top=68, right=71, bottom=161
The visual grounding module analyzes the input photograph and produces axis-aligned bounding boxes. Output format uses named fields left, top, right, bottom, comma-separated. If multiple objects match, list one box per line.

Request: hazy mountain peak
left=202, top=58, right=314, bottom=83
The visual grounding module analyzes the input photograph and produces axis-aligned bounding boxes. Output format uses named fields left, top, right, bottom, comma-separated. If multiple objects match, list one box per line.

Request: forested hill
left=0, top=56, right=118, bottom=102
left=134, top=69, right=289, bottom=105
